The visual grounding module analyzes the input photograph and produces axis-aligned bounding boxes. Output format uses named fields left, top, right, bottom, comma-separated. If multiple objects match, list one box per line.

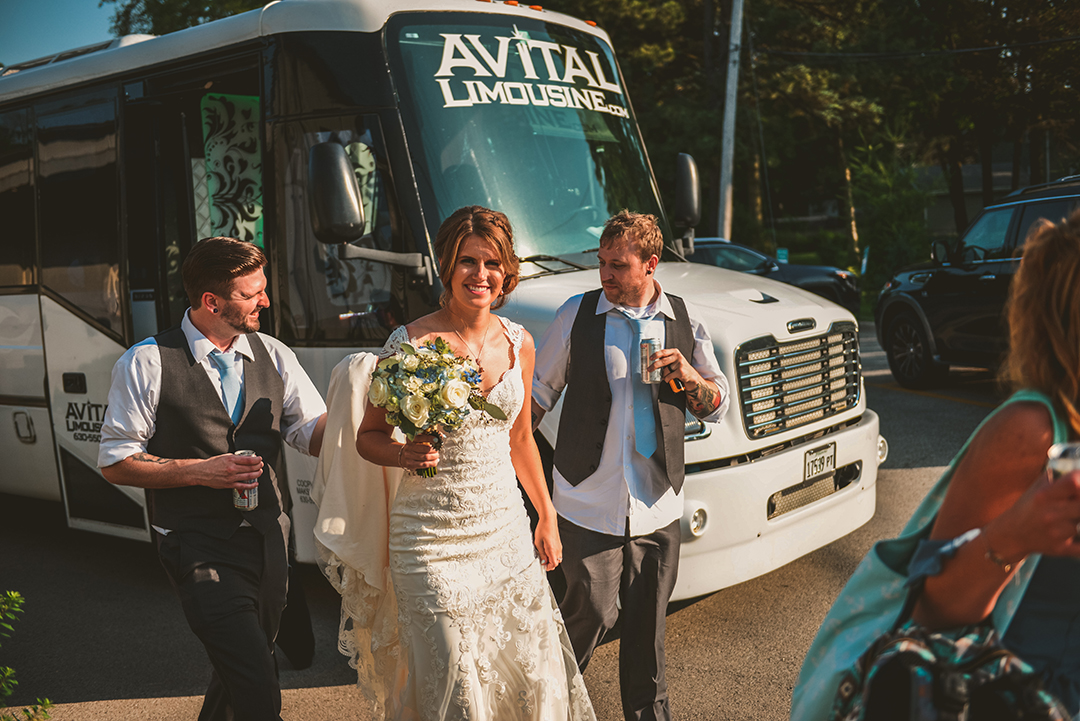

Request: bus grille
left=735, top=322, right=860, bottom=439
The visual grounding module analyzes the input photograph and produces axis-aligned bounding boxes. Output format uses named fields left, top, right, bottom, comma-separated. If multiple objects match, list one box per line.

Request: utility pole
left=718, top=0, right=745, bottom=240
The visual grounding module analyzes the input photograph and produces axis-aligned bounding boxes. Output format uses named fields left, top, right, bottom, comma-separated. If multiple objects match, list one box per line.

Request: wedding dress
left=315, top=317, right=595, bottom=721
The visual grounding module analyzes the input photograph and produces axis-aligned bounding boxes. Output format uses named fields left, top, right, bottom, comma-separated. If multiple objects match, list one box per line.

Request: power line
left=757, top=34, right=1080, bottom=63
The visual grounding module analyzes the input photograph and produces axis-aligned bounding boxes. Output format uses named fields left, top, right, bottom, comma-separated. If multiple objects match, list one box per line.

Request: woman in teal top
left=908, top=209, right=1080, bottom=715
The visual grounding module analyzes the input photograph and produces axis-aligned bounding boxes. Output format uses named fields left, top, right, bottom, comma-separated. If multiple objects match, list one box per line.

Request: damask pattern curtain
left=199, top=93, right=263, bottom=247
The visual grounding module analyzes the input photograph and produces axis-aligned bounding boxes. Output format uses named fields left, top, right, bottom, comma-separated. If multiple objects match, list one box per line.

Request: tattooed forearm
left=131, top=452, right=170, bottom=465
left=687, top=381, right=721, bottom=418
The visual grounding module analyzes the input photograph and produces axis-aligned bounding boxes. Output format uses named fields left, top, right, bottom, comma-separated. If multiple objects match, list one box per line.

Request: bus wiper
left=518, top=254, right=592, bottom=271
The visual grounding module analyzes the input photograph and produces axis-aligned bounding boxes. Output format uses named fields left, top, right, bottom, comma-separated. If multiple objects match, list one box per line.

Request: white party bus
left=0, top=0, right=884, bottom=600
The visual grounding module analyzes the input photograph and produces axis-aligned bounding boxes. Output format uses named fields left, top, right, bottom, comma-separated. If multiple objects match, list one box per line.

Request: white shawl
left=312, top=352, right=406, bottom=718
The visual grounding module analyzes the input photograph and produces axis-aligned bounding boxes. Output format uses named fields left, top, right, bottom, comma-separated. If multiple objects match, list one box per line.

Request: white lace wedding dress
left=380, top=317, right=595, bottom=720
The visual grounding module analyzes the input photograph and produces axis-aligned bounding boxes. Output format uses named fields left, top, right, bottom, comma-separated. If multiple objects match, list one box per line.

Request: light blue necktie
left=209, top=349, right=244, bottom=425
left=623, top=313, right=658, bottom=459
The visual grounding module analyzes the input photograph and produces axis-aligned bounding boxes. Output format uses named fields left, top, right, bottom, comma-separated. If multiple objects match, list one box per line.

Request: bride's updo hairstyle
left=1002, top=207, right=1080, bottom=436
left=434, top=205, right=520, bottom=311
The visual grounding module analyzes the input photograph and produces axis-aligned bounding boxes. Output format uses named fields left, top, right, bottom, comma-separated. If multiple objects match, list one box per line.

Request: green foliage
left=0, top=592, right=51, bottom=721
left=100, top=0, right=265, bottom=37
left=850, top=133, right=932, bottom=299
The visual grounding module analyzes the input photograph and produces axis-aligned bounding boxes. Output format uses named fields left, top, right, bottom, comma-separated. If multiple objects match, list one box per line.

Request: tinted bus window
left=36, top=89, right=121, bottom=334
left=274, top=115, right=402, bottom=345
left=0, top=109, right=34, bottom=286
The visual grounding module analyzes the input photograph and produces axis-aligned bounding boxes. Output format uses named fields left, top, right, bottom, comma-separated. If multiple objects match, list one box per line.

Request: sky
left=0, top=0, right=117, bottom=68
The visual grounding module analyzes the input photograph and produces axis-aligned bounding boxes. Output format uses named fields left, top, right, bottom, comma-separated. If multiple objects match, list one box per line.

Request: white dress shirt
left=98, top=310, right=326, bottom=470
left=532, top=281, right=730, bottom=537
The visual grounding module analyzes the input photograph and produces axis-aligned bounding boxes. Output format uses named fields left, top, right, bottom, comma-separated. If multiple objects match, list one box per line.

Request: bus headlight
left=877, top=435, right=889, bottom=464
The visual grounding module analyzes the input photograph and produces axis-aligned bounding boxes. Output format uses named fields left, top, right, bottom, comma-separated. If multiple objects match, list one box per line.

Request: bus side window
left=36, top=89, right=122, bottom=336
left=275, top=118, right=402, bottom=345
left=129, top=63, right=260, bottom=331
left=0, top=109, right=34, bottom=287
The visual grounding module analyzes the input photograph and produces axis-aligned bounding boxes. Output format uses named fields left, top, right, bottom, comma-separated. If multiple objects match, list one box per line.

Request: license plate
left=804, top=442, right=836, bottom=482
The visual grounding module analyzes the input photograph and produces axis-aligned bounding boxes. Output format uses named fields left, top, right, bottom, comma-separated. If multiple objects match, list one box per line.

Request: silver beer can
left=232, top=449, right=259, bottom=511
left=640, top=338, right=662, bottom=384
left=1047, top=442, right=1080, bottom=481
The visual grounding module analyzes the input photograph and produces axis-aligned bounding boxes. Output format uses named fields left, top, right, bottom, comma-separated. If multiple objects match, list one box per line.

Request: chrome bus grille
left=735, top=322, right=860, bottom=439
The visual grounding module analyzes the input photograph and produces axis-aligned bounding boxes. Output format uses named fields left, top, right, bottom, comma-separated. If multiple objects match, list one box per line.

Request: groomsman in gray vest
left=532, top=211, right=729, bottom=721
left=98, top=237, right=327, bottom=721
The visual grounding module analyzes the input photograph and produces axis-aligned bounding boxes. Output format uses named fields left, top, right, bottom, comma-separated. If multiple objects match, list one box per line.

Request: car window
left=1015, top=199, right=1080, bottom=254
left=956, top=207, right=1014, bottom=263
left=707, top=245, right=767, bottom=271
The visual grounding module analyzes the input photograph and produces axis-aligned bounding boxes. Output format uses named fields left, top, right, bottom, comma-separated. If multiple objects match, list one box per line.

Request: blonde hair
left=434, top=206, right=520, bottom=311
left=1002, top=208, right=1080, bottom=436
left=599, top=210, right=664, bottom=262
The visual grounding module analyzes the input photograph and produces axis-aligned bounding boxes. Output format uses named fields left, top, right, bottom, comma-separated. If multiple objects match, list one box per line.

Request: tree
left=0, top=592, right=51, bottom=721
left=101, top=0, right=264, bottom=36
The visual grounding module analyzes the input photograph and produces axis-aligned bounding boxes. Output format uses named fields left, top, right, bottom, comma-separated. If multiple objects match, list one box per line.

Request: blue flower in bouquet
left=369, top=336, right=506, bottom=476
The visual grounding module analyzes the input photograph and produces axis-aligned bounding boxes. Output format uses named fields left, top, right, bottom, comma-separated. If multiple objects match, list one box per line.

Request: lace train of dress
left=382, top=318, right=593, bottom=720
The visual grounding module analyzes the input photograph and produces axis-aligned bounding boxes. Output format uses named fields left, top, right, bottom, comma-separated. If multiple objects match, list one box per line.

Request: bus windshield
left=388, top=13, right=663, bottom=260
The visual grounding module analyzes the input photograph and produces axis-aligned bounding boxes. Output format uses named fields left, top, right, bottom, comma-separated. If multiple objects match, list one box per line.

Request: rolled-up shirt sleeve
left=274, top=342, right=327, bottom=455
left=531, top=295, right=581, bottom=412
left=98, top=339, right=161, bottom=468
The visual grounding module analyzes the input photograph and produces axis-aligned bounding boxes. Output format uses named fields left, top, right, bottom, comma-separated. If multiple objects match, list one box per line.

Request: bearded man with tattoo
left=531, top=211, right=729, bottom=721
left=98, top=237, right=326, bottom=721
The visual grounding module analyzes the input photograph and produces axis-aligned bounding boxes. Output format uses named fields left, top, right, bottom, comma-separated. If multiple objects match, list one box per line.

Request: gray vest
left=554, top=289, right=694, bottom=494
left=146, top=327, right=286, bottom=538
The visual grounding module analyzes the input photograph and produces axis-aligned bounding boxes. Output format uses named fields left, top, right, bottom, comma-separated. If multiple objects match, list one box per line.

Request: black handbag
left=830, top=589, right=1071, bottom=721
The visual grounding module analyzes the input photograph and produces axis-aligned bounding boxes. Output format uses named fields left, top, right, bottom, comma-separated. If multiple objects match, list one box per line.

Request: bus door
left=34, top=86, right=149, bottom=539
left=0, top=108, right=61, bottom=502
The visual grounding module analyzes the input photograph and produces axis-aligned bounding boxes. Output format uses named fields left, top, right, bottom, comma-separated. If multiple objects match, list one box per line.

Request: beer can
left=232, top=449, right=259, bottom=511
left=640, top=338, right=662, bottom=384
left=1047, top=442, right=1080, bottom=481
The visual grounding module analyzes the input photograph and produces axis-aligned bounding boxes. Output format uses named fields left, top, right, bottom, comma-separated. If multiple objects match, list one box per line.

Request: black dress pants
left=558, top=516, right=681, bottom=721
left=157, top=525, right=289, bottom=721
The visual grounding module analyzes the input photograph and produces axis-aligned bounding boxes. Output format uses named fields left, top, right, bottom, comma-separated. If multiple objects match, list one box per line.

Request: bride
left=353, top=206, right=595, bottom=720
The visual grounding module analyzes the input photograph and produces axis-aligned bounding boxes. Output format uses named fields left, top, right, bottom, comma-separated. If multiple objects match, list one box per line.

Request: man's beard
left=221, top=305, right=260, bottom=334
left=602, top=279, right=650, bottom=306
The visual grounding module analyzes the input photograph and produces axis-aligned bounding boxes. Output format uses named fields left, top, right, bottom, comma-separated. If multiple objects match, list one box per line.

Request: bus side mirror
left=673, top=153, right=700, bottom=256
left=308, top=142, right=366, bottom=244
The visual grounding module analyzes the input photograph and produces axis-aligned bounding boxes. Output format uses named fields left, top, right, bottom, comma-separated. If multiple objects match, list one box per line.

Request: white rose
left=401, top=394, right=430, bottom=427
left=403, top=375, right=423, bottom=393
left=439, top=379, right=471, bottom=409
left=402, top=354, right=420, bottom=371
left=368, top=376, right=390, bottom=406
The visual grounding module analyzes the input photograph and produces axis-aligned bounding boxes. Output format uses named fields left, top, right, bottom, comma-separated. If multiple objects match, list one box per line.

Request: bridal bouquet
left=368, top=337, right=506, bottom=476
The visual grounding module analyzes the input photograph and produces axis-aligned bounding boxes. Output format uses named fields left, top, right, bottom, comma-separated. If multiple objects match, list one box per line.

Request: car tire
left=885, top=312, right=948, bottom=389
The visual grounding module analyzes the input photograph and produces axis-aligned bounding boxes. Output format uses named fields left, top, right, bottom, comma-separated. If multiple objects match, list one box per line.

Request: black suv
left=876, top=178, right=1080, bottom=388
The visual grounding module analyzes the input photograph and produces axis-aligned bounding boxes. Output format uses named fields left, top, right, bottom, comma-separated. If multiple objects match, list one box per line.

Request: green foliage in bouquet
left=369, top=337, right=507, bottom=476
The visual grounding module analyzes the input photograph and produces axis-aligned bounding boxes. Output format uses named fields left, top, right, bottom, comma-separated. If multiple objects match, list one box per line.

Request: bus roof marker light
left=503, top=1, right=518, bottom=5
left=530, top=5, right=543, bottom=9
left=586, top=20, right=598, bottom=26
